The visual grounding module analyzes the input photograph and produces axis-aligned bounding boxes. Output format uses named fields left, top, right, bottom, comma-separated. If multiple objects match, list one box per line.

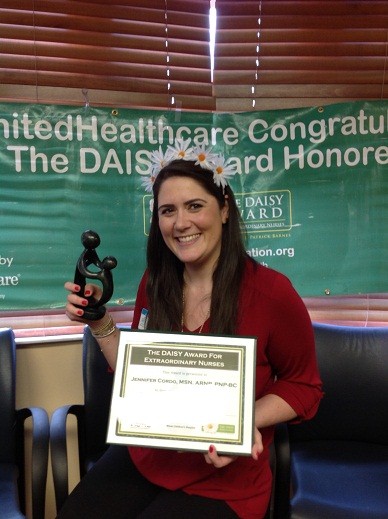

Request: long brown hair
left=146, top=159, right=253, bottom=334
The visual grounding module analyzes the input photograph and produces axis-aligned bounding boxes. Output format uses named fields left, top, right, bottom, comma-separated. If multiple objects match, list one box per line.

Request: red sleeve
left=131, top=271, right=148, bottom=330
left=264, top=274, right=323, bottom=422
left=238, top=262, right=323, bottom=423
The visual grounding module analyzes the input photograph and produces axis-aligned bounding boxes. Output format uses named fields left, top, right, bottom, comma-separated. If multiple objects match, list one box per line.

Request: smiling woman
left=146, top=153, right=239, bottom=335
left=60, top=143, right=323, bottom=519
left=157, top=175, right=228, bottom=278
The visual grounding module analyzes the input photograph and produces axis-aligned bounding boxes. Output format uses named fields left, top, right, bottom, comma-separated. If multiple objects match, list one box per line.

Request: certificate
left=107, top=331, right=256, bottom=455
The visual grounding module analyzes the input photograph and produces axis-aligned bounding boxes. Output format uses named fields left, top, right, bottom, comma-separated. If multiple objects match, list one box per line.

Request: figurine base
left=81, top=306, right=107, bottom=321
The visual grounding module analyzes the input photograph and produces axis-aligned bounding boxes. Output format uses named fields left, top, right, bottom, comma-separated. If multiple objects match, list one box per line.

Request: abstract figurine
left=73, top=230, right=117, bottom=320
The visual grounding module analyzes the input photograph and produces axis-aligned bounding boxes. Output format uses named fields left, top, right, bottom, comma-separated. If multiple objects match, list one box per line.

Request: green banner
left=0, top=101, right=387, bottom=311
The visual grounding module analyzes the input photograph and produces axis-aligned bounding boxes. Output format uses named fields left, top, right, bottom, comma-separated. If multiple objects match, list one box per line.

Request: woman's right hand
left=64, top=281, right=102, bottom=324
left=64, top=281, right=120, bottom=370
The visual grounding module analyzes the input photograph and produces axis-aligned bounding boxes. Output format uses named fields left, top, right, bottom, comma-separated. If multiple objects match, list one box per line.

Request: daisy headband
left=142, top=138, right=237, bottom=193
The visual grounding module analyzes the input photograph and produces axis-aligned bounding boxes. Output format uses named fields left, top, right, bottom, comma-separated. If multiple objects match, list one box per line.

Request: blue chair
left=0, top=328, right=50, bottom=519
left=50, top=325, right=115, bottom=514
left=273, top=322, right=388, bottom=519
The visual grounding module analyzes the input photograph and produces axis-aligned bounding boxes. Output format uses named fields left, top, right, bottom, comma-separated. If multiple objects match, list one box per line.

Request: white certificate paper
left=107, top=331, right=256, bottom=455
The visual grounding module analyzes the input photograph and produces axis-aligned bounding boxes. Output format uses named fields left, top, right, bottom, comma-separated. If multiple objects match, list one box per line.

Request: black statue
left=74, top=230, right=117, bottom=320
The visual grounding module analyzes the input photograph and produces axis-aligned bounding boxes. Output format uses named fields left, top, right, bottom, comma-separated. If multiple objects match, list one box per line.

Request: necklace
left=181, top=286, right=210, bottom=333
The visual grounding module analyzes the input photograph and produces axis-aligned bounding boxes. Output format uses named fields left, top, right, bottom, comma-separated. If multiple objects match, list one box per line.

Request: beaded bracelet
left=90, top=314, right=117, bottom=338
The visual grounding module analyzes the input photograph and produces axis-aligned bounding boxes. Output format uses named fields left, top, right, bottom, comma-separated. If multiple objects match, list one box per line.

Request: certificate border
left=107, top=330, right=257, bottom=455
left=118, top=343, right=246, bottom=445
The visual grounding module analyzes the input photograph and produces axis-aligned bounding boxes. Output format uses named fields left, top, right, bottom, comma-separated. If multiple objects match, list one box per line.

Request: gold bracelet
left=90, top=314, right=117, bottom=338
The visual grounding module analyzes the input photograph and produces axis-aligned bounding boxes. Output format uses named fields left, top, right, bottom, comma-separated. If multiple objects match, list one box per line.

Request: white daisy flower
left=150, top=145, right=174, bottom=175
left=141, top=173, right=158, bottom=193
left=212, top=155, right=236, bottom=188
left=167, top=138, right=193, bottom=161
left=202, top=423, right=218, bottom=434
left=191, top=144, right=218, bottom=170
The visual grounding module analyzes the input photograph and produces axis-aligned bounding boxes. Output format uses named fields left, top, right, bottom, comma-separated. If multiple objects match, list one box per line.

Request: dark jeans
left=56, top=445, right=239, bottom=519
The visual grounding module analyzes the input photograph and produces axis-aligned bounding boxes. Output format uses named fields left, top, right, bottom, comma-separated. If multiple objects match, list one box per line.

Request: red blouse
left=129, top=260, right=323, bottom=518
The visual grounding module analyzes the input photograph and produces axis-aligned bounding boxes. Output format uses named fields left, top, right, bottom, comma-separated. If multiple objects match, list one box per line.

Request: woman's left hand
left=204, top=428, right=263, bottom=467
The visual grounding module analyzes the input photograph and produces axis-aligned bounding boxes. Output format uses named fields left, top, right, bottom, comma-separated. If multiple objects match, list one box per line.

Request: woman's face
left=157, top=176, right=229, bottom=270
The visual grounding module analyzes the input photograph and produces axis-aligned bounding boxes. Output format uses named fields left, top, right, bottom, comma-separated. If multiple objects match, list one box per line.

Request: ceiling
left=0, top=0, right=387, bottom=112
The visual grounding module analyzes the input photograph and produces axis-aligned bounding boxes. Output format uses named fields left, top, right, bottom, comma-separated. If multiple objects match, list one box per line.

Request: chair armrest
left=50, top=404, right=85, bottom=514
left=273, top=422, right=291, bottom=519
left=0, top=463, right=23, bottom=519
left=16, top=406, right=50, bottom=519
